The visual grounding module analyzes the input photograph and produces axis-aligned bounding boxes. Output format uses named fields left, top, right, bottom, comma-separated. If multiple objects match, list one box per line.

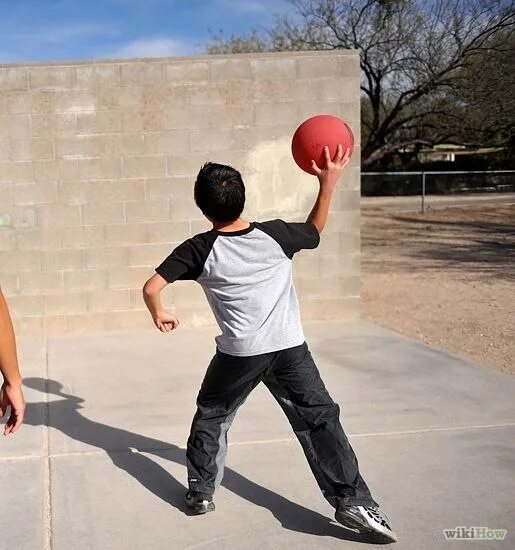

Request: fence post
left=421, top=172, right=426, bottom=213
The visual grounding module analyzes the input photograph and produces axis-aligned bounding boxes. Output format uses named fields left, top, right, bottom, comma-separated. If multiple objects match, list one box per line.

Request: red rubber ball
left=291, top=115, right=354, bottom=175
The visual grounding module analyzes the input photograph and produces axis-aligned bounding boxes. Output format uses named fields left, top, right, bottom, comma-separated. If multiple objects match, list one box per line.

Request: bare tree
left=207, top=0, right=514, bottom=167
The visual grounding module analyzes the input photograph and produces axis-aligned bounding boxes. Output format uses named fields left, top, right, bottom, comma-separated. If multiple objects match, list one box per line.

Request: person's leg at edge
left=186, top=349, right=273, bottom=511
left=262, top=341, right=376, bottom=509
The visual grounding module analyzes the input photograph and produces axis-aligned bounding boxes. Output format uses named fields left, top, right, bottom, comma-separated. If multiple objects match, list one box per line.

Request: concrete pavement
left=1, top=321, right=514, bottom=549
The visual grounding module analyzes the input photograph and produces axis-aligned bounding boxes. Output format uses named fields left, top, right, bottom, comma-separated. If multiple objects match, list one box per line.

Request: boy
left=142, top=145, right=396, bottom=543
left=0, top=288, right=25, bottom=436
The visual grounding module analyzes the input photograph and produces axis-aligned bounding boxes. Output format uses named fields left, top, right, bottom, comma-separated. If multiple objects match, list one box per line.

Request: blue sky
left=0, top=0, right=291, bottom=64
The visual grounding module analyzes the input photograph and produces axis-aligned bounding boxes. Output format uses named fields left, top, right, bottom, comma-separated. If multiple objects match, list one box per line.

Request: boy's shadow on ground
left=23, top=377, right=383, bottom=545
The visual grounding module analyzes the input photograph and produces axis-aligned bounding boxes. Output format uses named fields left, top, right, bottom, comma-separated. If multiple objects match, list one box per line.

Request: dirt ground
left=361, top=203, right=515, bottom=374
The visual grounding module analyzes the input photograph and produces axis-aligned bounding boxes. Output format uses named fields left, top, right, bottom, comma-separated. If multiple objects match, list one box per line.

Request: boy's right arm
left=307, top=144, right=351, bottom=234
left=142, top=274, right=179, bottom=332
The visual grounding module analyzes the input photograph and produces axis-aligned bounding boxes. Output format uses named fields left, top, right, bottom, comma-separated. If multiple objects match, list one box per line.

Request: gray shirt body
left=156, top=220, right=320, bottom=357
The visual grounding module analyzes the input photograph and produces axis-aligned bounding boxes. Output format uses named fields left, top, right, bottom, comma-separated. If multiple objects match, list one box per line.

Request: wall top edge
left=0, top=49, right=360, bottom=69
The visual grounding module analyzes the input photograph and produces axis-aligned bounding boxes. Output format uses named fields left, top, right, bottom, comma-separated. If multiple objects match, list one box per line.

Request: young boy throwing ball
left=142, top=145, right=396, bottom=543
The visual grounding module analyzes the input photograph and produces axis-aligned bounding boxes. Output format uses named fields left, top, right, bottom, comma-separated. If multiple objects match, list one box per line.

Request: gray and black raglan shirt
left=155, top=220, right=320, bottom=357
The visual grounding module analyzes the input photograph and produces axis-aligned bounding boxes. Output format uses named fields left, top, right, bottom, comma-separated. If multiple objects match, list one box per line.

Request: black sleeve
left=155, top=233, right=217, bottom=283
left=255, top=219, right=320, bottom=259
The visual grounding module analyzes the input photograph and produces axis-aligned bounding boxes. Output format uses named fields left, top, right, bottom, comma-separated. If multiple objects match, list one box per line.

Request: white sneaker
left=335, top=505, right=397, bottom=543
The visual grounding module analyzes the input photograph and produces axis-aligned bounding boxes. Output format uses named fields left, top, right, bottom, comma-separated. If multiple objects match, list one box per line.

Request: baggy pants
left=186, top=342, right=377, bottom=509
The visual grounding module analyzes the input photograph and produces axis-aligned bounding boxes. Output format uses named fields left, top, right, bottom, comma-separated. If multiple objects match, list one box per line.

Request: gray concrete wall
left=0, top=51, right=360, bottom=334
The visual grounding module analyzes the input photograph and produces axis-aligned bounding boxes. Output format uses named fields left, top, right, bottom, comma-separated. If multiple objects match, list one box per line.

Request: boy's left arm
left=142, top=274, right=180, bottom=332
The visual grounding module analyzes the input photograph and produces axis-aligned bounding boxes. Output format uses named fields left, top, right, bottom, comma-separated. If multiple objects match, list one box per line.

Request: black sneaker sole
left=335, top=510, right=397, bottom=544
left=186, top=501, right=216, bottom=515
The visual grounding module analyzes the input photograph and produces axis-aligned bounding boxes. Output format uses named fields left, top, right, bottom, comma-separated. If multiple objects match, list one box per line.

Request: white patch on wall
left=243, top=137, right=317, bottom=221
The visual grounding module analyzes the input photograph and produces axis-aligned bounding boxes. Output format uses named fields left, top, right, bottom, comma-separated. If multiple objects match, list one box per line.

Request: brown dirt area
left=361, top=203, right=515, bottom=374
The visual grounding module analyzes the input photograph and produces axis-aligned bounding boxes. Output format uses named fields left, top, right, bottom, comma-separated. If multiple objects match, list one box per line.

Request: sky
left=0, top=0, right=292, bottom=64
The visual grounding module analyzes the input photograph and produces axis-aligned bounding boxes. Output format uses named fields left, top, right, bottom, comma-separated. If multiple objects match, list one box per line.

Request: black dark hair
left=194, top=162, right=245, bottom=222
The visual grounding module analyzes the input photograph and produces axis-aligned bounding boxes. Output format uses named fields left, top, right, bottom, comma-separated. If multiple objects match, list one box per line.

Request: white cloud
left=12, top=23, right=118, bottom=44
left=112, top=37, right=196, bottom=58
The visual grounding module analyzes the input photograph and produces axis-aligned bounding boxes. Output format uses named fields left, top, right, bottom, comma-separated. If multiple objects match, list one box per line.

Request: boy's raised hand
left=311, top=144, right=351, bottom=193
left=154, top=311, right=180, bottom=333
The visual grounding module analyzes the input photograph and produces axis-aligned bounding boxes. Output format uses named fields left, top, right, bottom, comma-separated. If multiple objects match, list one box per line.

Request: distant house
left=419, top=144, right=504, bottom=163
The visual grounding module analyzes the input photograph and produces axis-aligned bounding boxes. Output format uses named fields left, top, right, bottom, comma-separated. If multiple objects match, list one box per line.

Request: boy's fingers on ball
left=333, top=143, right=343, bottom=163
left=310, top=159, right=322, bottom=175
left=323, top=145, right=331, bottom=166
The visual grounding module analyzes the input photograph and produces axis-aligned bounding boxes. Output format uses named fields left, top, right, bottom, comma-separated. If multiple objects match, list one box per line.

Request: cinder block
left=0, top=205, right=37, bottom=229
left=128, top=243, right=175, bottom=267
left=312, top=77, right=359, bottom=102
left=7, top=93, right=31, bottom=114
left=122, top=155, right=167, bottom=178
left=336, top=275, right=360, bottom=296
left=145, top=220, right=189, bottom=243
left=122, top=110, right=166, bottom=133
left=296, top=56, right=339, bottom=79
left=125, top=200, right=169, bottom=223
left=65, top=312, right=107, bottom=332
left=86, top=289, right=131, bottom=313
left=0, top=161, right=33, bottom=184
left=0, top=115, right=31, bottom=138
left=189, top=128, right=236, bottom=153
left=59, top=179, right=145, bottom=204
left=165, top=62, right=209, bottom=83
left=41, top=249, right=82, bottom=271
left=338, top=101, right=360, bottom=124
left=9, top=138, right=54, bottom=161
left=120, top=63, right=163, bottom=86
left=0, top=227, right=16, bottom=250
left=81, top=202, right=125, bottom=225
left=0, top=68, right=28, bottom=91
left=254, top=79, right=297, bottom=103
left=108, top=266, right=154, bottom=289
left=324, top=211, right=360, bottom=234
left=64, top=270, right=108, bottom=292
left=251, top=58, right=296, bottom=79
left=75, top=64, right=121, bottom=88
left=167, top=153, right=210, bottom=178
left=319, top=253, right=360, bottom=277
left=297, top=102, right=341, bottom=120
left=14, top=182, right=57, bottom=205
left=31, top=114, right=76, bottom=137
left=77, top=111, right=122, bottom=134
left=61, top=226, right=104, bottom=248
left=254, top=103, right=297, bottom=126
left=82, top=246, right=130, bottom=269
left=15, top=228, right=60, bottom=250
left=0, top=273, right=19, bottom=294
left=108, top=309, right=150, bottom=330
left=44, top=292, right=87, bottom=315
left=340, top=232, right=360, bottom=254
left=8, top=294, right=44, bottom=316
left=190, top=219, right=211, bottom=235
left=0, top=138, right=8, bottom=161
left=165, top=104, right=252, bottom=130
left=143, top=131, right=189, bottom=155
left=336, top=55, right=360, bottom=78
left=145, top=177, right=188, bottom=200
left=18, top=271, right=64, bottom=294
left=51, top=90, right=98, bottom=113
left=34, top=159, right=79, bottom=183
left=210, top=58, right=252, bottom=80
left=78, top=157, right=121, bottom=180
left=169, top=193, right=203, bottom=221
left=29, top=67, right=74, bottom=90
left=36, top=204, right=81, bottom=227
left=104, top=223, right=148, bottom=246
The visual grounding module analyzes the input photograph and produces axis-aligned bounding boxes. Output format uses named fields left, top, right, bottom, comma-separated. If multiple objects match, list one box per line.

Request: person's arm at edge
left=306, top=144, right=351, bottom=234
left=0, top=289, right=25, bottom=435
left=142, top=273, right=180, bottom=333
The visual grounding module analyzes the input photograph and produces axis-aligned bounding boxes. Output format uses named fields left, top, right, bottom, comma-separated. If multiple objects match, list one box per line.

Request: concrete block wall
left=0, top=51, right=360, bottom=334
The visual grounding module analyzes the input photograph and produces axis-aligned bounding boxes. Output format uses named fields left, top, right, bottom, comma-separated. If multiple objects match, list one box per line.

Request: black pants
left=186, top=341, right=377, bottom=509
